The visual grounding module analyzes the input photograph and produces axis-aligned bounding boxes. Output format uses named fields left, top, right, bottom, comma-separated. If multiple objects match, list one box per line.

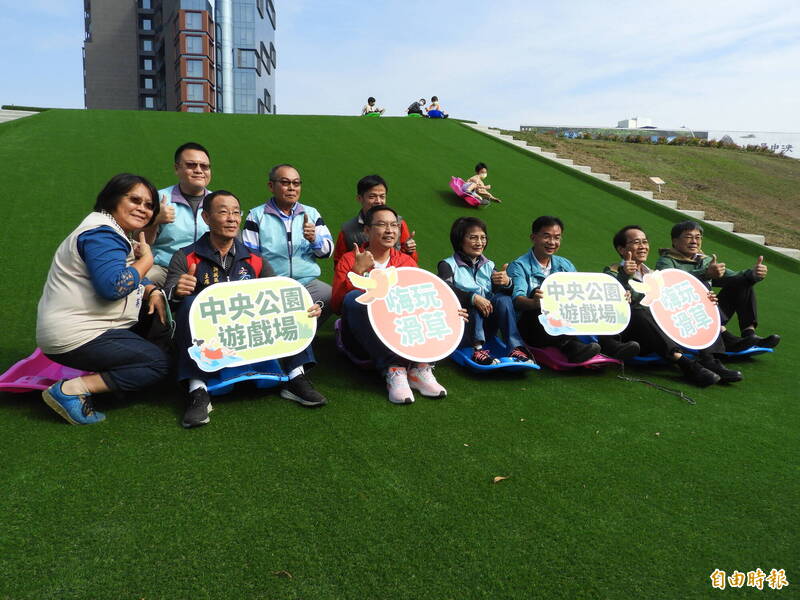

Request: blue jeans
left=342, top=289, right=405, bottom=370
left=465, top=294, right=524, bottom=350
left=46, top=325, right=169, bottom=392
left=174, top=294, right=315, bottom=382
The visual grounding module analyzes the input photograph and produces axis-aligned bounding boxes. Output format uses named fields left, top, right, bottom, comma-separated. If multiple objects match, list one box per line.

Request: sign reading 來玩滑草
left=348, top=267, right=464, bottom=362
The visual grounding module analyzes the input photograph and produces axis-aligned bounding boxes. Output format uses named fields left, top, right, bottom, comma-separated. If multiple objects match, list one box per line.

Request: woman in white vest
left=36, top=173, right=171, bottom=425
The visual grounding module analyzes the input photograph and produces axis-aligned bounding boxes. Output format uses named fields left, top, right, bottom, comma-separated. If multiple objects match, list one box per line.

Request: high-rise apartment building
left=83, top=0, right=276, bottom=114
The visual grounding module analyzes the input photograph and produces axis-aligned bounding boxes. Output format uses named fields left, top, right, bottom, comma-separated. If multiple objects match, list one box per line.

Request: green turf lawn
left=0, top=110, right=797, bottom=599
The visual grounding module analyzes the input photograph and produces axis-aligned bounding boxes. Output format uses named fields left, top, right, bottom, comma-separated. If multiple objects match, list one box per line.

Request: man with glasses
left=244, top=164, right=334, bottom=323
left=145, top=142, right=213, bottom=286
left=605, top=225, right=739, bottom=386
left=507, top=215, right=639, bottom=363
left=656, top=220, right=779, bottom=351
left=333, top=174, right=417, bottom=265
left=332, top=206, right=448, bottom=404
left=166, top=190, right=327, bottom=428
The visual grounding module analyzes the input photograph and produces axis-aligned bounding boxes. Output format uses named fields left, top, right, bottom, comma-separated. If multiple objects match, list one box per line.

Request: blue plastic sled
left=627, top=353, right=670, bottom=366
left=628, top=346, right=774, bottom=366
left=451, top=337, right=540, bottom=372
left=688, top=346, right=774, bottom=359
left=205, top=360, right=287, bottom=397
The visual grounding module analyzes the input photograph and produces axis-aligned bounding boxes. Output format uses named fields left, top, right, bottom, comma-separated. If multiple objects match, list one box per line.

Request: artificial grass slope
left=0, top=110, right=797, bottom=599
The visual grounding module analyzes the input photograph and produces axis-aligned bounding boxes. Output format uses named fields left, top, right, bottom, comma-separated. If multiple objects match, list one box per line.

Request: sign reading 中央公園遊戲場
left=188, top=277, right=316, bottom=372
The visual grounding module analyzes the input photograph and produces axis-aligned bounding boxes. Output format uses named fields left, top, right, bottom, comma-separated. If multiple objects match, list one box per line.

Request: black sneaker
left=699, top=357, right=743, bottom=383
left=742, top=332, right=780, bottom=349
left=561, top=339, right=601, bottom=363
left=280, top=374, right=328, bottom=407
left=677, top=358, right=720, bottom=387
left=599, top=337, right=641, bottom=360
left=721, top=330, right=754, bottom=353
left=183, top=388, right=211, bottom=428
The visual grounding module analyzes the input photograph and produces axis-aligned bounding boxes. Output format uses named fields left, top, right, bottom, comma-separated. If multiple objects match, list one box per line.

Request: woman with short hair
left=36, top=173, right=171, bottom=424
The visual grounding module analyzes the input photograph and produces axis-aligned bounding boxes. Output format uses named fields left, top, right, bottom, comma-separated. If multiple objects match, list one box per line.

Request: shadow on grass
left=434, top=189, right=485, bottom=209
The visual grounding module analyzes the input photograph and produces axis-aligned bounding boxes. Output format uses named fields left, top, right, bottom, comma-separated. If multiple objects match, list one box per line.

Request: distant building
left=617, top=117, right=654, bottom=129
left=83, top=0, right=276, bottom=114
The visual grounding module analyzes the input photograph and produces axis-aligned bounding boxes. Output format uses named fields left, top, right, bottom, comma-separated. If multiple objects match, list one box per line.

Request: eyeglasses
left=272, top=178, right=302, bottom=187
left=466, top=235, right=487, bottom=243
left=626, top=238, right=649, bottom=246
left=536, top=233, right=561, bottom=242
left=213, top=209, right=241, bottom=218
left=369, top=221, right=399, bottom=230
left=680, top=234, right=703, bottom=242
left=181, top=161, right=211, bottom=171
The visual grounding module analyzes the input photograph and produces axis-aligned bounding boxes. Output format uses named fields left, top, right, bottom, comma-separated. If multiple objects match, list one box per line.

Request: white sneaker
left=385, top=366, right=414, bottom=404
left=407, top=363, right=447, bottom=398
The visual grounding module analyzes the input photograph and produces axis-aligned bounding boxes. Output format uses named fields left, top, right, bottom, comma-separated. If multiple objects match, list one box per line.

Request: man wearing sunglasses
left=244, top=164, right=334, bottom=323
left=145, top=142, right=213, bottom=286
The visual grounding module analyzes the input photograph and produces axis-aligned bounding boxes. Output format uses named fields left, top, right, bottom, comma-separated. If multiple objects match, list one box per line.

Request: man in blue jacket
left=243, top=164, right=334, bottom=323
left=145, top=142, right=213, bottom=286
left=507, top=215, right=638, bottom=363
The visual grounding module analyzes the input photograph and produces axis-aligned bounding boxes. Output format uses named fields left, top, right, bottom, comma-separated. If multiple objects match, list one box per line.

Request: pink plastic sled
left=0, top=349, right=92, bottom=393
left=449, top=176, right=482, bottom=207
left=527, top=346, right=621, bottom=371
left=334, top=319, right=374, bottom=369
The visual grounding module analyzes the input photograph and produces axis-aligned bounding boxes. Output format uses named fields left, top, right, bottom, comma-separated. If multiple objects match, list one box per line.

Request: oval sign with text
left=348, top=266, right=464, bottom=363
left=539, top=272, right=631, bottom=336
left=188, top=277, right=316, bottom=372
left=629, top=268, right=721, bottom=350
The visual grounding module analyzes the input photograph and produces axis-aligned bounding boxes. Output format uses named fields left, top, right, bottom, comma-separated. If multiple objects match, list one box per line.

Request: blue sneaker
left=42, top=381, right=106, bottom=425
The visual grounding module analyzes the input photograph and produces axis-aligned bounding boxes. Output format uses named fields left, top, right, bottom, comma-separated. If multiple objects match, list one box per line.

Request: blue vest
left=443, top=254, right=494, bottom=297
left=152, top=184, right=211, bottom=268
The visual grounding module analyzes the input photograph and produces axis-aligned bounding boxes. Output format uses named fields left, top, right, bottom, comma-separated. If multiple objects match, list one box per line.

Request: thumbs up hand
left=353, top=243, right=375, bottom=275
left=706, top=253, right=726, bottom=279
left=157, top=195, right=176, bottom=224
left=403, top=230, right=417, bottom=254
left=491, top=263, right=510, bottom=286
left=754, top=255, right=767, bottom=280
left=176, top=261, right=198, bottom=298
left=623, top=250, right=637, bottom=276
left=302, top=213, right=316, bottom=243
left=133, top=231, right=152, bottom=261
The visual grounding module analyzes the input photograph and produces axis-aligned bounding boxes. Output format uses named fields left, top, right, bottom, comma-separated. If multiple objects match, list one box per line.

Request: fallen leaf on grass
left=492, top=476, right=510, bottom=484
left=272, top=570, right=293, bottom=579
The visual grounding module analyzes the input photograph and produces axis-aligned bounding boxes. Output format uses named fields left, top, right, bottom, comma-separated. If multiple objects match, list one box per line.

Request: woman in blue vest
left=437, top=217, right=535, bottom=366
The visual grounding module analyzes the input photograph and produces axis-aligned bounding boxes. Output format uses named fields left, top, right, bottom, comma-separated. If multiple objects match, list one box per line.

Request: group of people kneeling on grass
left=34, top=142, right=780, bottom=427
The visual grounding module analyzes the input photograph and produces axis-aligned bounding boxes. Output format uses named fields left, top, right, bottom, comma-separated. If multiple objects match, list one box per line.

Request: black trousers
left=716, top=279, right=758, bottom=331
left=622, top=308, right=724, bottom=358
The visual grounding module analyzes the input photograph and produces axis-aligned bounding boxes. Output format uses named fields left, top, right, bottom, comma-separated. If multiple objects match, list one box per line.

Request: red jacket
left=331, top=245, right=417, bottom=314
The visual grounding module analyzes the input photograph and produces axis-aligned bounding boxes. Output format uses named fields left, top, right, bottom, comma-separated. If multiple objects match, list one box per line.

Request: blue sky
left=2, top=0, right=799, bottom=131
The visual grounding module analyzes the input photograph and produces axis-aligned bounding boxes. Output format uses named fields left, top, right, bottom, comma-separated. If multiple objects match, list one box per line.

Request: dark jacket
left=165, top=232, right=274, bottom=301
left=655, top=248, right=757, bottom=289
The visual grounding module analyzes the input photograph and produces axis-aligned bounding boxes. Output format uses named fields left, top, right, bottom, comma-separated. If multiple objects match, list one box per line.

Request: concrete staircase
left=464, top=123, right=800, bottom=261
left=0, top=109, right=38, bottom=124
